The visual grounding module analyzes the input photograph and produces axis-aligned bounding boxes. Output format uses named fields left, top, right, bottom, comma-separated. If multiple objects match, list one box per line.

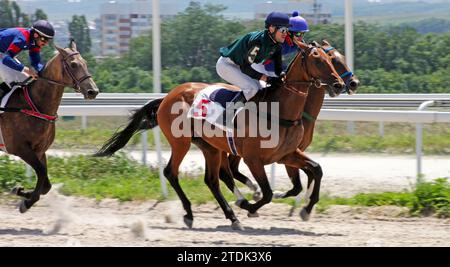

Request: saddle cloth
left=0, top=86, right=19, bottom=153
left=187, top=85, right=241, bottom=131
left=0, top=85, right=19, bottom=113
left=187, top=85, right=241, bottom=154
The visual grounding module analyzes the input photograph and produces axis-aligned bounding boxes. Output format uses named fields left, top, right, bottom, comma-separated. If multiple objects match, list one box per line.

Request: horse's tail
left=93, top=98, right=163, bottom=157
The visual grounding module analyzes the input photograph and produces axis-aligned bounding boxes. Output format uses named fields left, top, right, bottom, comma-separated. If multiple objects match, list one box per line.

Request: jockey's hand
left=23, top=67, right=38, bottom=79
left=267, top=76, right=284, bottom=87
left=279, top=72, right=286, bottom=81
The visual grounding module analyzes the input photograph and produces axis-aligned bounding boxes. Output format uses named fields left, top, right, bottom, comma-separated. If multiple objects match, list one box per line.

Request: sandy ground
left=1, top=150, right=449, bottom=247
left=49, top=149, right=450, bottom=197
left=0, top=189, right=449, bottom=247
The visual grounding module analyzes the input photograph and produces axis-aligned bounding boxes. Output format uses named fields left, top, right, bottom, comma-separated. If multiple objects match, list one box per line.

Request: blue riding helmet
left=32, top=20, right=55, bottom=39
left=289, top=11, right=309, bottom=33
left=265, top=12, right=290, bottom=28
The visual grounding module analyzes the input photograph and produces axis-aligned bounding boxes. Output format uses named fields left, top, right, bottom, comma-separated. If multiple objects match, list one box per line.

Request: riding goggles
left=276, top=26, right=289, bottom=34
left=291, top=31, right=306, bottom=38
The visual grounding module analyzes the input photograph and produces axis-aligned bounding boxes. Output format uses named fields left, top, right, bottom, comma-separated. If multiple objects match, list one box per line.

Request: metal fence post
left=378, top=121, right=384, bottom=137
left=416, top=100, right=435, bottom=181
left=81, top=115, right=87, bottom=130
left=270, top=163, right=276, bottom=189
left=153, top=127, right=168, bottom=198
left=141, top=131, right=147, bottom=165
left=347, top=121, right=355, bottom=135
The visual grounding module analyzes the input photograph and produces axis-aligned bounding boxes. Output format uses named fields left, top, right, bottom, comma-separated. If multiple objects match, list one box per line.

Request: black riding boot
left=222, top=91, right=247, bottom=128
left=0, top=82, right=11, bottom=99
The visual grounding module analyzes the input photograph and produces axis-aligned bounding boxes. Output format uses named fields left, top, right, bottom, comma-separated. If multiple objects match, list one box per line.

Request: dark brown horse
left=226, top=40, right=360, bottom=220
left=0, top=40, right=99, bottom=213
left=95, top=42, right=344, bottom=229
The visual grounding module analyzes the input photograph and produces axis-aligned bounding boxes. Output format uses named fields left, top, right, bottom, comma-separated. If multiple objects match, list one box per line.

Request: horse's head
left=319, top=40, right=360, bottom=95
left=54, top=40, right=99, bottom=100
left=289, top=42, right=345, bottom=97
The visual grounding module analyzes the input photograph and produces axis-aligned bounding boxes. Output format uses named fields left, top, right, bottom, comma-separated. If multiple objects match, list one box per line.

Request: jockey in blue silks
left=0, top=20, right=55, bottom=98
left=252, top=11, right=309, bottom=78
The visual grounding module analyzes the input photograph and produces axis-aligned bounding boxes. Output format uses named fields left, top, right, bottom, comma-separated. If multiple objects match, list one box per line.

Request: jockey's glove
left=267, top=76, right=284, bottom=87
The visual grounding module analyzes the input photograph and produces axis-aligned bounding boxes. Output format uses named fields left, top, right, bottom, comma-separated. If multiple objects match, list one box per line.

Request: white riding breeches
left=251, top=63, right=277, bottom=78
left=0, top=53, right=29, bottom=87
left=216, top=56, right=263, bottom=101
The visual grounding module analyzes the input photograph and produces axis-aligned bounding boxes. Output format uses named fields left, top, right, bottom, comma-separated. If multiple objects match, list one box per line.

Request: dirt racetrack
left=0, top=187, right=448, bottom=247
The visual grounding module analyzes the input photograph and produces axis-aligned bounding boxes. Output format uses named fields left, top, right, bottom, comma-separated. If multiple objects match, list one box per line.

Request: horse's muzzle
left=86, top=88, right=99, bottom=99
left=347, top=78, right=360, bottom=95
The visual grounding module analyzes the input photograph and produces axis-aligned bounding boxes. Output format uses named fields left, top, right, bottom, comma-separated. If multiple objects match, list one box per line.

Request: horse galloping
left=95, top=41, right=344, bottom=229
left=226, top=40, right=360, bottom=220
left=0, top=40, right=99, bottom=213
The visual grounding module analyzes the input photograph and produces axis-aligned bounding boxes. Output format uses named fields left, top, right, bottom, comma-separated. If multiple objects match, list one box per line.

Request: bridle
left=0, top=49, right=93, bottom=123
left=322, top=45, right=354, bottom=93
left=283, top=46, right=329, bottom=95
left=38, top=50, right=92, bottom=92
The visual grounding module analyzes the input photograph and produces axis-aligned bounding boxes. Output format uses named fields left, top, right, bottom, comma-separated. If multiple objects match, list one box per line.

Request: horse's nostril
left=333, top=82, right=344, bottom=90
left=349, top=80, right=359, bottom=90
left=87, top=89, right=97, bottom=96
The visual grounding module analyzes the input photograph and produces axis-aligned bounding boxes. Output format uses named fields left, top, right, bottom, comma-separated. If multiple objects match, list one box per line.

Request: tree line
left=90, top=2, right=450, bottom=93
left=2, top=1, right=450, bottom=93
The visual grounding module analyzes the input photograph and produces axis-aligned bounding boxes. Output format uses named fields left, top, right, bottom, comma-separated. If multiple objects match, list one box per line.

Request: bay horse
left=225, top=40, right=360, bottom=220
left=0, top=40, right=99, bottom=213
left=95, top=42, right=344, bottom=229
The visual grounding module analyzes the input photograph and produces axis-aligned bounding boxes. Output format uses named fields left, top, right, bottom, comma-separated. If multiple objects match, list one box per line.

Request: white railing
left=55, top=102, right=450, bottom=180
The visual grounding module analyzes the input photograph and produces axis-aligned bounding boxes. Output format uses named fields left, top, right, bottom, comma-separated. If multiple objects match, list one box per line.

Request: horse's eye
left=71, top=62, right=78, bottom=68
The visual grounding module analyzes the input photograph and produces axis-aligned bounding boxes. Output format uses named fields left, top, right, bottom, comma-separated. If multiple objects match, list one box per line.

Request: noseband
left=284, top=47, right=328, bottom=94
left=38, top=51, right=92, bottom=92
left=322, top=46, right=355, bottom=93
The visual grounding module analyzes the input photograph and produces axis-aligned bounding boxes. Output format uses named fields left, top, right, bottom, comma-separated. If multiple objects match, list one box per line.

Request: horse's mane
left=284, top=49, right=303, bottom=77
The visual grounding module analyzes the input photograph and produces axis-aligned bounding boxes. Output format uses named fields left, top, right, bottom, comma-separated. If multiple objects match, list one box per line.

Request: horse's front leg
left=241, top=157, right=273, bottom=216
left=12, top=150, right=50, bottom=213
left=273, top=165, right=302, bottom=199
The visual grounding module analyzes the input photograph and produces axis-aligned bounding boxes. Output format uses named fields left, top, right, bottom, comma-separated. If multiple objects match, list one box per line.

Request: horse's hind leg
left=163, top=141, right=194, bottom=228
left=228, top=154, right=262, bottom=201
left=202, top=148, right=243, bottom=230
left=218, top=152, right=249, bottom=210
left=13, top=150, right=49, bottom=213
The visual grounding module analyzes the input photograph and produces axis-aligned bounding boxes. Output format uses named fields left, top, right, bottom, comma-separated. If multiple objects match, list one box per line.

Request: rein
left=0, top=50, right=90, bottom=122
left=38, top=51, right=92, bottom=92
left=0, top=86, right=58, bottom=123
left=283, top=48, right=327, bottom=95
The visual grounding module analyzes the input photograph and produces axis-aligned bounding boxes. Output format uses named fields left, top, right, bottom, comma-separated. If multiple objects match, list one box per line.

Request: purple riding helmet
left=289, top=11, right=309, bottom=33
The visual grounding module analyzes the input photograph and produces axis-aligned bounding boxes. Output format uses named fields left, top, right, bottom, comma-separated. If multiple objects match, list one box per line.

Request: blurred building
left=100, top=0, right=176, bottom=57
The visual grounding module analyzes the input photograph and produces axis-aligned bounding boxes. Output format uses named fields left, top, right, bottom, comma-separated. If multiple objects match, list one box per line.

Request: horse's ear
left=322, top=39, right=330, bottom=46
left=54, top=45, right=67, bottom=55
left=297, top=41, right=309, bottom=50
left=69, top=39, right=78, bottom=51
left=310, top=41, right=320, bottom=47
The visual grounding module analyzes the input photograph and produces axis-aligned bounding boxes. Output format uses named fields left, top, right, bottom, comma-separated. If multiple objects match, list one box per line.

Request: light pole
left=152, top=0, right=168, bottom=198
left=345, top=0, right=354, bottom=71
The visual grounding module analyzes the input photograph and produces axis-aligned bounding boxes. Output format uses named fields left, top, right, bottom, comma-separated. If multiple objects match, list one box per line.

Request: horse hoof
left=235, top=199, right=249, bottom=209
left=247, top=212, right=259, bottom=218
left=300, top=208, right=310, bottom=221
left=11, top=186, right=24, bottom=195
left=231, top=221, right=244, bottom=231
left=19, top=200, right=29, bottom=213
left=183, top=216, right=193, bottom=229
left=252, top=191, right=263, bottom=202
left=273, top=191, right=285, bottom=199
